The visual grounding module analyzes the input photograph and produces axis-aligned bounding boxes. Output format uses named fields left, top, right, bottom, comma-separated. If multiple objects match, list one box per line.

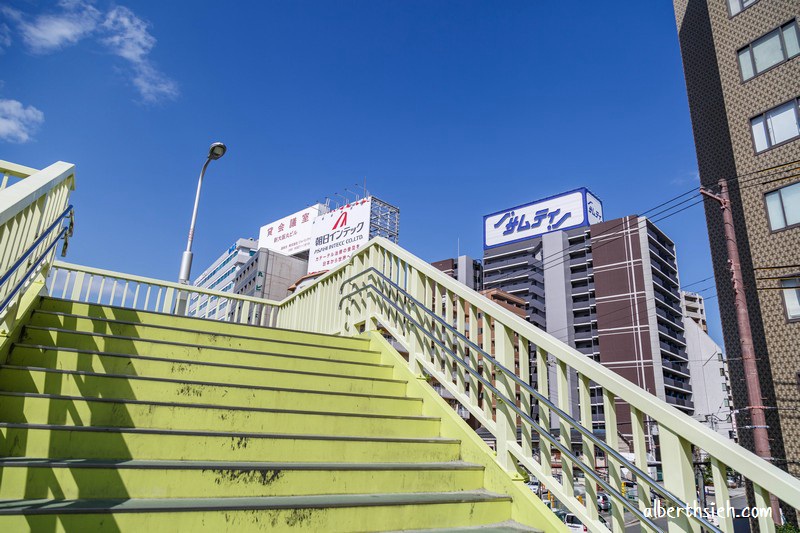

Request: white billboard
left=484, top=188, right=603, bottom=249
left=258, top=204, right=327, bottom=256
left=308, top=198, right=372, bottom=273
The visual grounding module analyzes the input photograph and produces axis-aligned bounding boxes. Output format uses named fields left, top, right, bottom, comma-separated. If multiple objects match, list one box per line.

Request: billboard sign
left=258, top=204, right=327, bottom=256
left=483, top=188, right=603, bottom=249
left=308, top=198, right=372, bottom=273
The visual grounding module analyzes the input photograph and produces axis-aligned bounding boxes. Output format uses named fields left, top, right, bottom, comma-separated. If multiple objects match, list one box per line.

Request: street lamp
left=178, top=142, right=227, bottom=287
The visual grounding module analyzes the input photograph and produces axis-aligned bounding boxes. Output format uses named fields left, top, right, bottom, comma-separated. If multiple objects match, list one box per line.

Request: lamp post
left=176, top=142, right=226, bottom=314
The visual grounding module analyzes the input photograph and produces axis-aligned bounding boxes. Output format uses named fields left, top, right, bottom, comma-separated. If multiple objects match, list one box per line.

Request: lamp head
left=208, top=142, right=227, bottom=160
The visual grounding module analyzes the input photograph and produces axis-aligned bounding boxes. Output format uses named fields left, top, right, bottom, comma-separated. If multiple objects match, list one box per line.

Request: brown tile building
left=673, top=0, right=800, bottom=478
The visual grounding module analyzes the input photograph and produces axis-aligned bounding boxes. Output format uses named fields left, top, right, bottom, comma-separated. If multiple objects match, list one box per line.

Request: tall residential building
left=483, top=190, right=691, bottom=450
left=682, top=290, right=737, bottom=440
left=681, top=290, right=708, bottom=332
left=187, top=238, right=258, bottom=320
left=673, top=0, right=800, bottom=477
left=431, top=256, right=484, bottom=291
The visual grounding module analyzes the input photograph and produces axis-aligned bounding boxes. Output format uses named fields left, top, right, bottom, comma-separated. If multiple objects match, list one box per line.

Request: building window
left=751, top=99, right=800, bottom=153
left=727, top=0, right=759, bottom=16
left=738, top=21, right=800, bottom=80
left=782, top=278, right=800, bottom=320
left=765, top=181, right=800, bottom=231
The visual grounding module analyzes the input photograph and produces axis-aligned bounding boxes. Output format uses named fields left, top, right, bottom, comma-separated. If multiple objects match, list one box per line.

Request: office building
left=226, top=248, right=309, bottom=324
left=187, top=238, right=258, bottom=320
left=674, top=0, right=800, bottom=476
left=431, top=256, right=484, bottom=291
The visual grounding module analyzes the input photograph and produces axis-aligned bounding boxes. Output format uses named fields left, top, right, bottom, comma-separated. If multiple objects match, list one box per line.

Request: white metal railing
left=276, top=237, right=800, bottom=533
left=47, top=261, right=282, bottom=327
left=0, top=161, right=74, bottom=334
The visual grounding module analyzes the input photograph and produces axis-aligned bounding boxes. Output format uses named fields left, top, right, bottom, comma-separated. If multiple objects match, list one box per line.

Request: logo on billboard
left=483, top=188, right=602, bottom=249
left=308, top=198, right=372, bottom=273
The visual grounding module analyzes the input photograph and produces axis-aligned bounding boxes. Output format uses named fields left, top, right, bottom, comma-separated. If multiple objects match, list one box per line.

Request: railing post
left=579, top=373, right=598, bottom=522
left=557, top=359, right=574, bottom=501
left=519, top=337, right=533, bottom=460
left=660, top=426, right=701, bottom=533
left=495, top=323, right=520, bottom=474
left=536, top=346, right=552, bottom=479
left=630, top=405, right=653, bottom=530
left=603, top=389, right=625, bottom=532
left=710, top=457, right=734, bottom=532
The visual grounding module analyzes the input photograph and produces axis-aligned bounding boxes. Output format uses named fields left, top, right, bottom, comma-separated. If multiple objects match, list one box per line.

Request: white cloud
left=100, top=6, right=178, bottom=103
left=1, top=2, right=177, bottom=103
left=101, top=6, right=154, bottom=62
left=132, top=63, right=179, bottom=103
left=0, top=99, right=45, bottom=143
left=10, top=0, right=100, bottom=53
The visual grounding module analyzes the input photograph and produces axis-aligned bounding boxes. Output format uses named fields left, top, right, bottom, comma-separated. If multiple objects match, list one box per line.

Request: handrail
left=338, top=267, right=715, bottom=530
left=0, top=160, right=39, bottom=179
left=49, top=261, right=282, bottom=327
left=340, top=279, right=668, bottom=532
left=275, top=237, right=800, bottom=533
left=0, top=206, right=73, bottom=313
left=0, top=161, right=75, bottom=334
left=52, top=261, right=282, bottom=307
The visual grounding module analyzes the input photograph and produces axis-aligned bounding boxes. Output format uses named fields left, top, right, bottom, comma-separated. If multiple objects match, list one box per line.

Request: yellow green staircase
left=0, top=297, right=548, bottom=532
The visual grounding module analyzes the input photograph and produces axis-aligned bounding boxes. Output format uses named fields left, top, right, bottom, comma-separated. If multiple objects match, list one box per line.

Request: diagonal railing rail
left=277, top=237, right=800, bottom=533
left=0, top=161, right=75, bottom=335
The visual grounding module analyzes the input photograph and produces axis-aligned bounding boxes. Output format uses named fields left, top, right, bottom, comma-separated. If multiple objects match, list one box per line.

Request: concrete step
left=4, top=345, right=407, bottom=395
left=0, top=458, right=484, bottom=499
left=39, top=298, right=372, bottom=351
left=0, top=491, right=512, bottom=532
left=21, top=324, right=382, bottom=366
left=395, top=522, right=542, bottom=532
left=0, top=366, right=423, bottom=416
left=9, top=343, right=395, bottom=382
left=0, top=392, right=441, bottom=438
left=0, top=423, right=462, bottom=463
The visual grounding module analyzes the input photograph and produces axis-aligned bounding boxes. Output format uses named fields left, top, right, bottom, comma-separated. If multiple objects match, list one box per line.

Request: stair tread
left=19, top=329, right=396, bottom=383
left=0, top=491, right=510, bottom=515
left=0, top=365, right=418, bottom=401
left=13, top=341, right=394, bottom=371
left=39, top=298, right=372, bottom=348
left=0, top=391, right=437, bottom=422
left=25, top=321, right=379, bottom=356
left=0, top=422, right=460, bottom=444
left=0, top=458, right=483, bottom=471
left=392, top=521, right=542, bottom=532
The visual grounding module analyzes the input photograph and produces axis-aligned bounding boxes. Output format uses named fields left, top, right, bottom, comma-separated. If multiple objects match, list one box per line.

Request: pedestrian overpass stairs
left=4, top=160, right=800, bottom=533
left=0, top=297, right=552, bottom=532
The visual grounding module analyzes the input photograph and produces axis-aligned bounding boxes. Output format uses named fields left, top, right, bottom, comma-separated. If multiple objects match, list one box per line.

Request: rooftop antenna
left=344, top=187, right=360, bottom=201
left=457, top=237, right=460, bottom=258
left=334, top=193, right=348, bottom=207
left=360, top=177, right=368, bottom=198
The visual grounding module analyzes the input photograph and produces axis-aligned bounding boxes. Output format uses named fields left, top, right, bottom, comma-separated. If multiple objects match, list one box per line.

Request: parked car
left=563, top=513, right=608, bottom=532
left=597, top=492, right=612, bottom=512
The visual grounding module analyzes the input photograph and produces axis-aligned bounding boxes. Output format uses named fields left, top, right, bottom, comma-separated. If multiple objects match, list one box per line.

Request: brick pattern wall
left=674, top=0, right=800, bottom=479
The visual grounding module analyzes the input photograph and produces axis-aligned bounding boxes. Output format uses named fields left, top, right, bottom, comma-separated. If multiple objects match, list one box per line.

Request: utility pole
left=700, top=178, right=780, bottom=522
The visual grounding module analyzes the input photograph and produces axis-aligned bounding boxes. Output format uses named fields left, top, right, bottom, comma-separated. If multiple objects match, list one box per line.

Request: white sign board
left=484, top=188, right=603, bottom=249
left=308, top=198, right=372, bottom=273
left=258, top=204, right=327, bottom=256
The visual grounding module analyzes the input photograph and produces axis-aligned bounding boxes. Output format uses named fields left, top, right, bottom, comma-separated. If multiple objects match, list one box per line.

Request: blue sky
left=0, top=1, right=722, bottom=343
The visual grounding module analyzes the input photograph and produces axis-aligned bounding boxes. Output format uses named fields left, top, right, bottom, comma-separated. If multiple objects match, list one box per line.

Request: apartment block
left=674, top=0, right=800, bottom=476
